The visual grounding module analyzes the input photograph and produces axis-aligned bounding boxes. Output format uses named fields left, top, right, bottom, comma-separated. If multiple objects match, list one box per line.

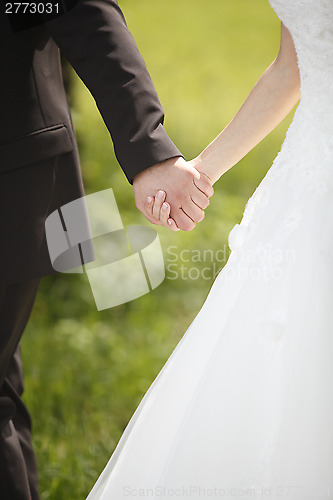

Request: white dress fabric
left=87, top=1, right=333, bottom=498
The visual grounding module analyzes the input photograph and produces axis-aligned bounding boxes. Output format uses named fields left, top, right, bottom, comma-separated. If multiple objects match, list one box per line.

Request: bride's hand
left=146, top=190, right=180, bottom=231
left=189, top=159, right=215, bottom=187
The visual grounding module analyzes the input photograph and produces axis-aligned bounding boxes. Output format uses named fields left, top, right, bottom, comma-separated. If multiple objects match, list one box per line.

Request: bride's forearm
left=193, top=25, right=300, bottom=184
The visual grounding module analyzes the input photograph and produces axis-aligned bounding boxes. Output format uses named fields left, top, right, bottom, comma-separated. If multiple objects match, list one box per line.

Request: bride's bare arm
left=146, top=22, right=300, bottom=229
left=192, top=22, right=300, bottom=184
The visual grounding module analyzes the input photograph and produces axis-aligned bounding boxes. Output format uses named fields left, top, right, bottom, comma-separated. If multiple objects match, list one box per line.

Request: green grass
left=20, top=1, right=296, bottom=498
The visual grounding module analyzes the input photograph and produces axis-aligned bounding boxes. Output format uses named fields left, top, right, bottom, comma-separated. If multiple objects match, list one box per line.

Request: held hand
left=145, top=166, right=213, bottom=232
left=145, top=170, right=213, bottom=231
left=133, top=156, right=214, bottom=231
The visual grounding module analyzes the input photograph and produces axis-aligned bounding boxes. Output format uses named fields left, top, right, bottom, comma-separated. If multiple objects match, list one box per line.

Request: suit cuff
left=117, top=124, right=184, bottom=184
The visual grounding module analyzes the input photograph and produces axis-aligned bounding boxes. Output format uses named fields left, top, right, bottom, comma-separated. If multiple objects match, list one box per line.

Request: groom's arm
left=44, top=0, right=182, bottom=184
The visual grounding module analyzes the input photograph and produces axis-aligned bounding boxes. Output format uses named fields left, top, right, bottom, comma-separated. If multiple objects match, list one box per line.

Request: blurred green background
left=21, top=0, right=296, bottom=498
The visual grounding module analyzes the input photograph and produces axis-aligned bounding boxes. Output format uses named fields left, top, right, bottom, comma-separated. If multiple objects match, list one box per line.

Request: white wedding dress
left=86, top=1, right=333, bottom=498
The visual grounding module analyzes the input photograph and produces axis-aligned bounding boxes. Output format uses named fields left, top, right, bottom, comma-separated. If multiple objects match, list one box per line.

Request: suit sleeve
left=44, top=0, right=182, bottom=184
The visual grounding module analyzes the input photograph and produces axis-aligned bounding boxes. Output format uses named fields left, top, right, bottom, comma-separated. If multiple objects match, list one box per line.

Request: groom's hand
left=133, top=157, right=214, bottom=231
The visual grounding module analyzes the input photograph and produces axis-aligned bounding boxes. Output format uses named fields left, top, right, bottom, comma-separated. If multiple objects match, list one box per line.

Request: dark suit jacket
left=0, top=0, right=181, bottom=284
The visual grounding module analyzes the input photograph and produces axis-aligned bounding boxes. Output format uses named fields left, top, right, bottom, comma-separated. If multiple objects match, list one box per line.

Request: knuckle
left=194, top=210, right=204, bottom=223
left=203, top=197, right=210, bottom=208
left=184, top=221, right=196, bottom=231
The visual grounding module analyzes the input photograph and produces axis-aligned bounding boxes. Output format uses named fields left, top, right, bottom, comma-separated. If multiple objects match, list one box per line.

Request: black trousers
left=0, top=150, right=86, bottom=498
left=0, top=277, right=41, bottom=500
